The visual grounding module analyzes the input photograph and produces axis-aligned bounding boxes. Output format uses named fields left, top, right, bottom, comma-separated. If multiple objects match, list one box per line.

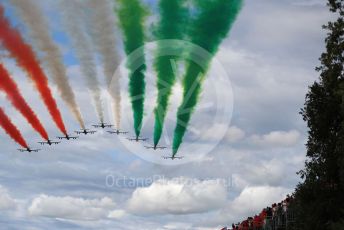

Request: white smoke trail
left=10, top=0, right=85, bottom=129
left=86, top=0, right=122, bottom=128
left=60, top=0, right=104, bottom=123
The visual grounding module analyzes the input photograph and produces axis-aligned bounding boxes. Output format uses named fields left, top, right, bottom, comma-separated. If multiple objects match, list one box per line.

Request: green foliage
left=293, top=1, right=344, bottom=229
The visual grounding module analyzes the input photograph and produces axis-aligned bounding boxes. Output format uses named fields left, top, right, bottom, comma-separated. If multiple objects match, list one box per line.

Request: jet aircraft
left=18, top=147, right=40, bottom=153
left=38, top=139, right=60, bottom=146
left=75, top=129, right=97, bottom=135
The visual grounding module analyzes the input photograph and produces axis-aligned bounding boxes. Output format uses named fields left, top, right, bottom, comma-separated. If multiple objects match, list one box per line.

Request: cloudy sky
left=0, top=0, right=333, bottom=229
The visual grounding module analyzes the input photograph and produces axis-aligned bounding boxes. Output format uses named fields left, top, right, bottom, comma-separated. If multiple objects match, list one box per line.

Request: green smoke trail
left=172, top=0, right=243, bottom=156
left=153, top=0, right=189, bottom=147
left=116, top=0, right=147, bottom=137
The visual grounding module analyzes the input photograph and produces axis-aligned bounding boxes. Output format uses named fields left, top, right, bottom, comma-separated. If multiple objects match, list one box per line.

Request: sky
left=0, top=0, right=334, bottom=229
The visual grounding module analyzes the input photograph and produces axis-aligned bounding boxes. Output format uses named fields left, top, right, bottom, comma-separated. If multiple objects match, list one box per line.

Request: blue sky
left=0, top=0, right=334, bottom=229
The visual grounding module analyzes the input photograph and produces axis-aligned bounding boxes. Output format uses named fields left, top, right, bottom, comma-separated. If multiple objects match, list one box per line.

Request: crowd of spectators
left=221, top=195, right=294, bottom=230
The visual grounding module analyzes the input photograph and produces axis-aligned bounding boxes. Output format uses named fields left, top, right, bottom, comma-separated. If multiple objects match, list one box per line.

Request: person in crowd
left=260, top=208, right=267, bottom=222
left=266, top=207, right=272, bottom=217
left=242, top=219, right=249, bottom=230
left=248, top=217, right=253, bottom=229
left=277, top=203, right=283, bottom=226
left=272, top=203, right=277, bottom=217
left=282, top=199, right=288, bottom=213
left=253, top=214, right=263, bottom=229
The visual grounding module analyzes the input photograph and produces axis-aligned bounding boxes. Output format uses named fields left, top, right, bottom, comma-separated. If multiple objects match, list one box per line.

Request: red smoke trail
left=0, top=107, right=28, bottom=148
left=0, top=6, right=67, bottom=135
left=0, top=64, right=49, bottom=140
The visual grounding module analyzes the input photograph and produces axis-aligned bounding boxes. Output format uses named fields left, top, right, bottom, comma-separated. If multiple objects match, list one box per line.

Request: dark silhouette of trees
left=293, top=1, right=344, bottom=229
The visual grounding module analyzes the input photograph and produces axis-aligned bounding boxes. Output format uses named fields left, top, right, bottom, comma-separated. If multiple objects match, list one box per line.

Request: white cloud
left=108, top=209, right=126, bottom=219
left=28, top=195, right=116, bottom=220
left=251, top=130, right=300, bottom=147
left=0, top=185, right=16, bottom=210
left=163, top=222, right=193, bottom=229
left=292, top=0, right=326, bottom=7
left=229, top=186, right=290, bottom=215
left=226, top=126, right=245, bottom=142
left=127, top=178, right=227, bottom=215
left=199, top=124, right=245, bottom=143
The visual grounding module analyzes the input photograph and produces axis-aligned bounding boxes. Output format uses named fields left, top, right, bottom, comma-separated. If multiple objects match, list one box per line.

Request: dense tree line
left=292, top=0, right=344, bottom=229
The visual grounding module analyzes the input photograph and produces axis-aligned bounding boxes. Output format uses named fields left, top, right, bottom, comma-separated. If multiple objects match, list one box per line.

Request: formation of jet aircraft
left=16, top=122, right=181, bottom=159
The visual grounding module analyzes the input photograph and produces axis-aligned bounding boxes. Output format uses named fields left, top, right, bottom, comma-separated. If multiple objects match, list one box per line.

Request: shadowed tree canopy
left=293, top=0, right=344, bottom=229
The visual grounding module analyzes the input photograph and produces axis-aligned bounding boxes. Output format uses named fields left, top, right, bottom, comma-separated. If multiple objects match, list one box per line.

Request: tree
left=293, top=1, right=344, bottom=229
